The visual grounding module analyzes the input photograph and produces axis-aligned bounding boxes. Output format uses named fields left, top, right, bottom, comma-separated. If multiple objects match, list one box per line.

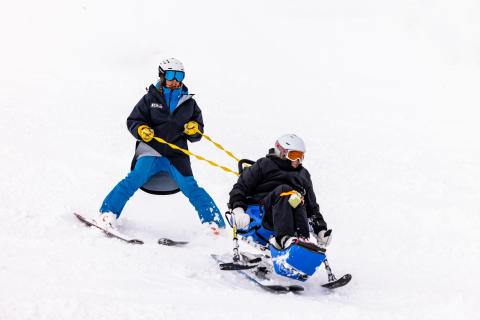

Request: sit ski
left=212, top=213, right=352, bottom=293
left=213, top=243, right=351, bottom=293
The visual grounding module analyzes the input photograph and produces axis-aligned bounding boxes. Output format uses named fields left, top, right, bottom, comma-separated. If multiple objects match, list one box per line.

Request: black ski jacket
left=228, top=153, right=327, bottom=232
left=127, top=84, right=203, bottom=177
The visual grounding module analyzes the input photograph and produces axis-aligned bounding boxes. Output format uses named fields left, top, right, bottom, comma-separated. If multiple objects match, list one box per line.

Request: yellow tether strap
left=152, top=136, right=240, bottom=176
left=196, top=131, right=241, bottom=162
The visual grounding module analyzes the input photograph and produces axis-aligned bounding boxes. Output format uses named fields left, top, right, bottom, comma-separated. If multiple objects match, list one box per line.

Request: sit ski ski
left=320, top=258, right=352, bottom=289
left=212, top=253, right=304, bottom=293
left=73, top=212, right=144, bottom=244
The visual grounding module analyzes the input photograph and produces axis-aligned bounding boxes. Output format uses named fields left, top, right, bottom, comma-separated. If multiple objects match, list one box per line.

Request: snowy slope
left=1, top=0, right=480, bottom=319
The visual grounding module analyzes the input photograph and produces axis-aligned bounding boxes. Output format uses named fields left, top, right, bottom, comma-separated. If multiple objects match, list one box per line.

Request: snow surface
left=1, top=0, right=480, bottom=319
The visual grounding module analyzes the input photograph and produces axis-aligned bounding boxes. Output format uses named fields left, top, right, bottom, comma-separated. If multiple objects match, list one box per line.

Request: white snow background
left=1, top=0, right=479, bottom=319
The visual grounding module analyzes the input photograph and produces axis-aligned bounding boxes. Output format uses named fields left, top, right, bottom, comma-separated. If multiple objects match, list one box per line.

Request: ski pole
left=224, top=210, right=241, bottom=262
left=226, top=210, right=241, bottom=262
left=232, top=223, right=241, bottom=262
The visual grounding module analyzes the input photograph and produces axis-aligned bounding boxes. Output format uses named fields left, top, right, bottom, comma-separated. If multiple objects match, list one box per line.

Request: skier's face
left=165, top=79, right=182, bottom=90
left=285, top=149, right=304, bottom=168
left=291, top=159, right=301, bottom=168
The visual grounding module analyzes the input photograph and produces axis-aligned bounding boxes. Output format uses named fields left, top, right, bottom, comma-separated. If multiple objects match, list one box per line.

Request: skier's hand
left=232, top=207, right=250, bottom=230
left=184, top=121, right=199, bottom=135
left=138, top=125, right=154, bottom=142
left=315, top=229, right=332, bottom=247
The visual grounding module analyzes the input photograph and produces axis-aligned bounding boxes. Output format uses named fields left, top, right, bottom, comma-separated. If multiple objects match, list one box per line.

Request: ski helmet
left=158, top=58, right=185, bottom=76
left=274, top=134, right=306, bottom=161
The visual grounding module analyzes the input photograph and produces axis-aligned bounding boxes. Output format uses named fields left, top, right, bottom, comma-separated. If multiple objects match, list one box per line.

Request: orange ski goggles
left=286, top=150, right=305, bottom=162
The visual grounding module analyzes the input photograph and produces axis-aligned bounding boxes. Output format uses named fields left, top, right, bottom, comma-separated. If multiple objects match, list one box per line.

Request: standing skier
left=98, top=58, right=225, bottom=232
left=228, top=134, right=332, bottom=249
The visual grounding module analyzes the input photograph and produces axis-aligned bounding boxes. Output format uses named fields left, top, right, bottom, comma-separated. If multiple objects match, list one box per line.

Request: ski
left=73, top=212, right=144, bottom=245
left=218, top=261, right=256, bottom=271
left=211, top=254, right=304, bottom=293
left=157, top=238, right=189, bottom=246
left=321, top=274, right=352, bottom=289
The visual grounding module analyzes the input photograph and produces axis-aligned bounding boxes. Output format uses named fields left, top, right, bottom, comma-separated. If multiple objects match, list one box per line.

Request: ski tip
left=321, top=274, right=352, bottom=289
left=340, top=274, right=352, bottom=283
left=73, top=212, right=92, bottom=225
left=157, top=238, right=188, bottom=246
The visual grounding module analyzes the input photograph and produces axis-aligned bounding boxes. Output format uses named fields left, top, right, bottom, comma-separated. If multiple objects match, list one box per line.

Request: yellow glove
left=137, top=125, right=154, bottom=142
left=183, top=121, right=199, bottom=136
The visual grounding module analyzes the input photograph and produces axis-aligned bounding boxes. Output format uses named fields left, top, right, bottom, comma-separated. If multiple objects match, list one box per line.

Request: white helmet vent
left=158, top=58, right=185, bottom=75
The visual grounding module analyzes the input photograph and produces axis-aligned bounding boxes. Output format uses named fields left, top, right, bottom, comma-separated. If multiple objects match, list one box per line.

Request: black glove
left=309, top=215, right=327, bottom=234
left=315, top=229, right=332, bottom=247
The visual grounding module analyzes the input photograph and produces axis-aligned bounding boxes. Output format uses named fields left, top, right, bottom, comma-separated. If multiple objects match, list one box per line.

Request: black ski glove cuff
left=310, top=216, right=327, bottom=234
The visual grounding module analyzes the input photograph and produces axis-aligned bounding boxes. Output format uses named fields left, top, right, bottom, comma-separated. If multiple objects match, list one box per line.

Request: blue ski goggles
left=164, top=70, right=185, bottom=82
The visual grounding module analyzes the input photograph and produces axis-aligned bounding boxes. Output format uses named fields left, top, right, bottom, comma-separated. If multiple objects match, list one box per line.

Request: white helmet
left=158, top=58, right=185, bottom=75
left=274, top=134, right=306, bottom=161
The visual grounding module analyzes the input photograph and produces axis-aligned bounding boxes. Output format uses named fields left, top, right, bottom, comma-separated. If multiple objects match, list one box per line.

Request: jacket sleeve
left=126, top=95, right=151, bottom=140
left=186, top=100, right=204, bottom=143
left=304, top=171, right=328, bottom=233
left=228, top=159, right=264, bottom=210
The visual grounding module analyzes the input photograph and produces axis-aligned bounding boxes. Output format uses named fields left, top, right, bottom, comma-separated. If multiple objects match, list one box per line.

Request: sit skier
left=228, top=134, right=332, bottom=249
left=98, top=58, right=225, bottom=232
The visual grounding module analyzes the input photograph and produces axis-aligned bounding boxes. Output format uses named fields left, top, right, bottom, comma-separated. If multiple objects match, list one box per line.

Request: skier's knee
left=124, top=170, right=150, bottom=189
left=275, top=184, right=292, bottom=193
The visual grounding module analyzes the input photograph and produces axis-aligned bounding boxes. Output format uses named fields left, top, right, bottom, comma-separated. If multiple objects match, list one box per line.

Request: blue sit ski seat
left=270, top=241, right=326, bottom=281
left=237, top=205, right=274, bottom=247
left=237, top=205, right=326, bottom=281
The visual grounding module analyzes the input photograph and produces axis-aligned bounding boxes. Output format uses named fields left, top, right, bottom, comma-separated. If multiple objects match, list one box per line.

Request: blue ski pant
left=100, top=156, right=225, bottom=228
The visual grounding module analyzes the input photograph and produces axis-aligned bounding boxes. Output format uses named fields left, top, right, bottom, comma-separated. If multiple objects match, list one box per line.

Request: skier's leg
left=293, top=206, right=310, bottom=238
left=262, top=184, right=296, bottom=238
left=99, top=156, right=158, bottom=218
left=163, top=158, right=226, bottom=228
